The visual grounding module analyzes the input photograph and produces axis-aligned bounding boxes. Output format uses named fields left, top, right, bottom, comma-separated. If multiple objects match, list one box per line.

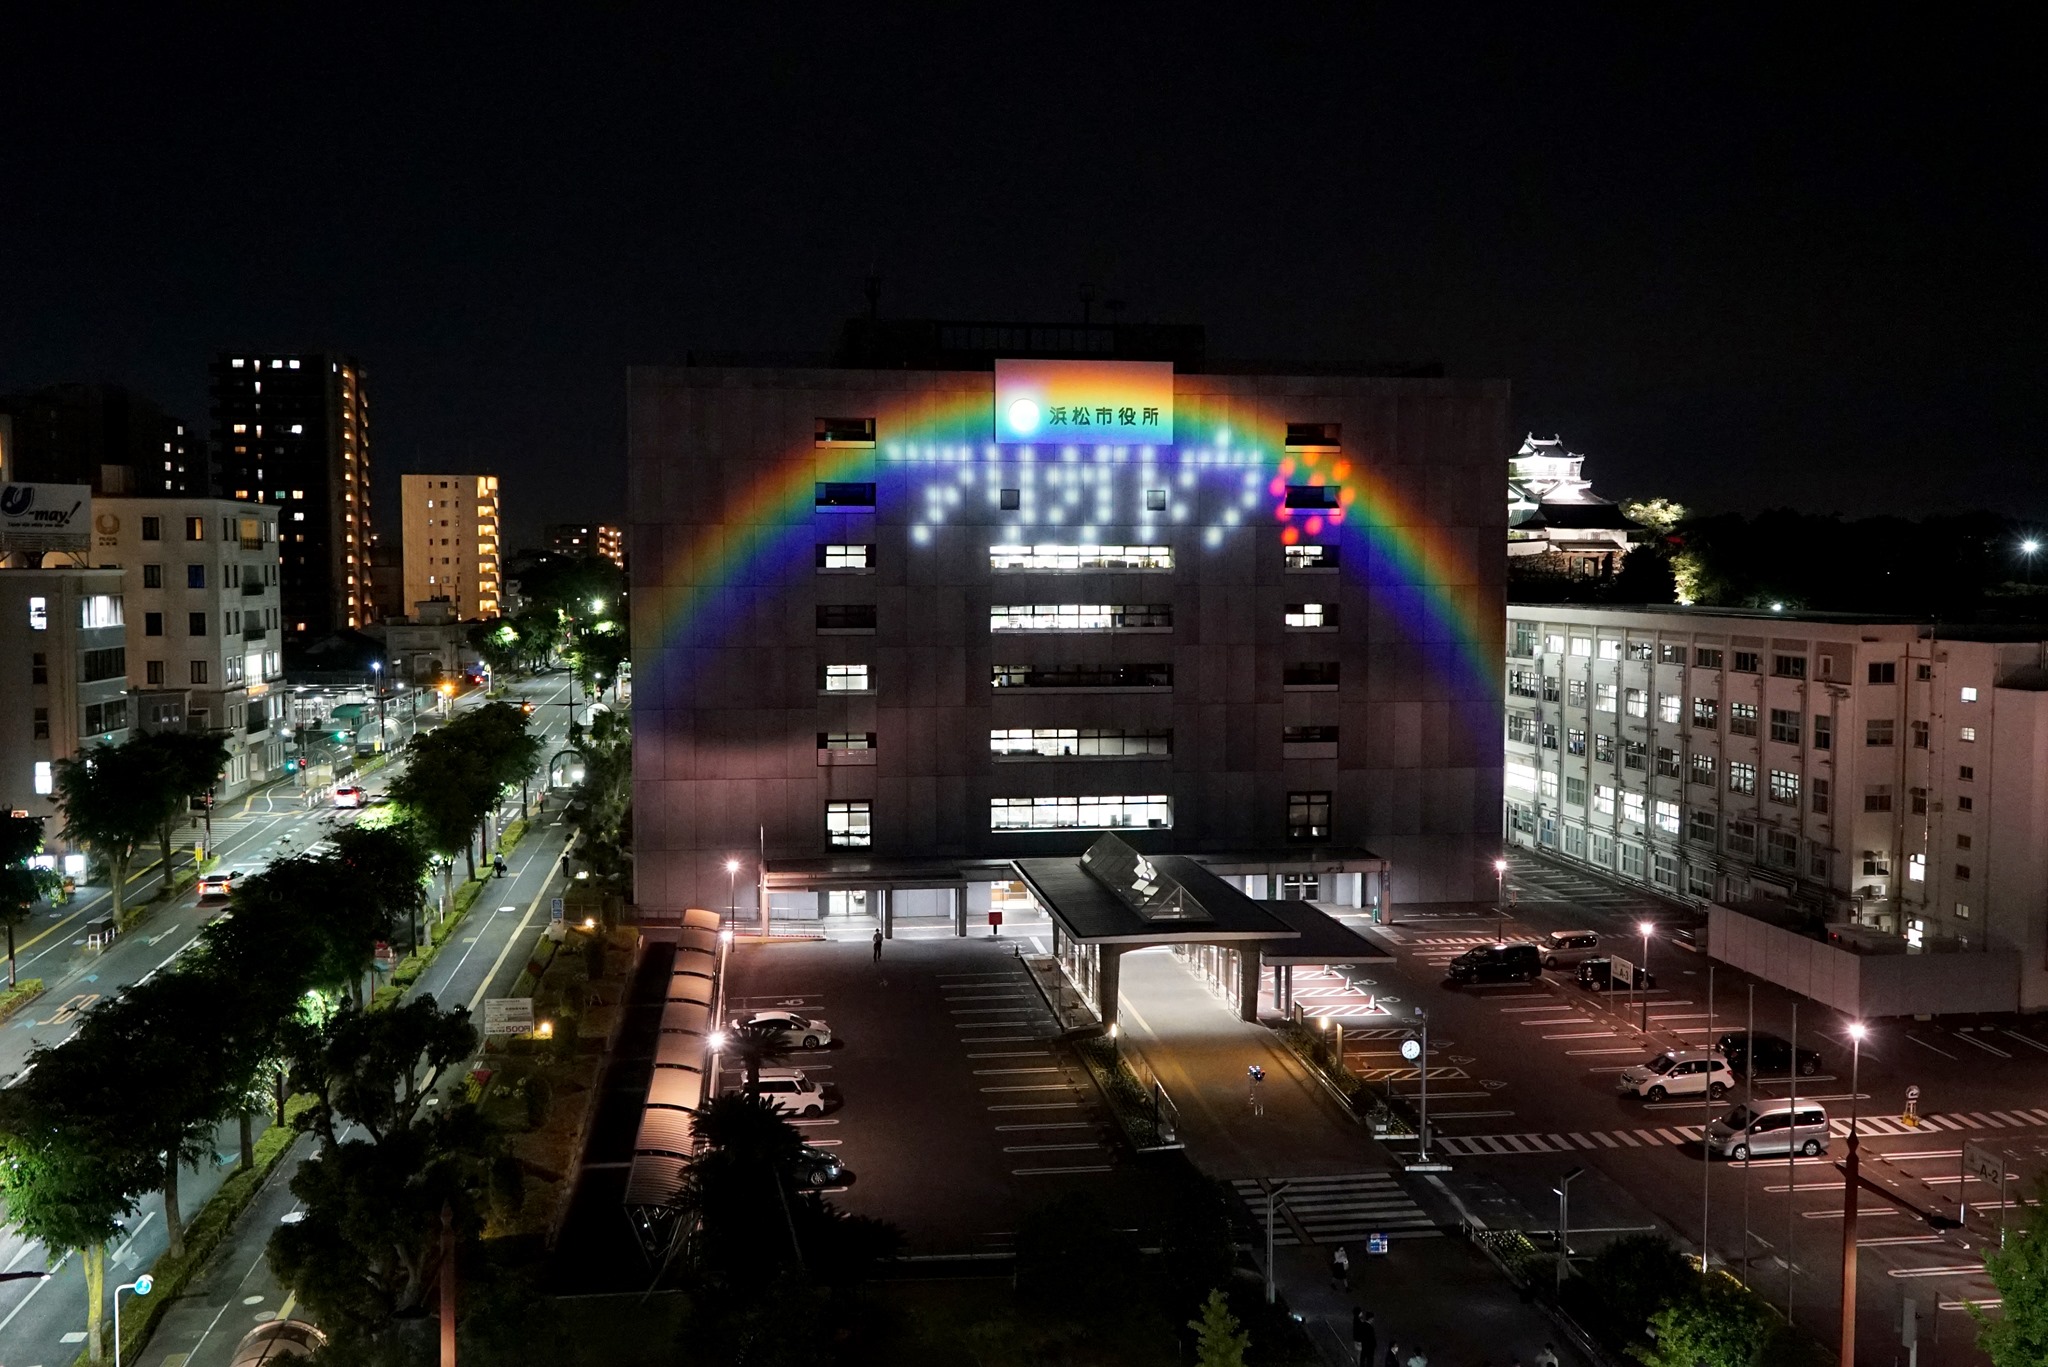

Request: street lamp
left=1493, top=857, right=1509, bottom=944
left=1840, top=1021, right=1869, bottom=1367
left=369, top=661, right=387, bottom=755
left=725, top=858, right=740, bottom=920
left=2024, top=539, right=2042, bottom=585
left=113, top=1272, right=154, bottom=1367
left=1555, top=1166, right=1585, bottom=1295
left=1638, top=921, right=1654, bottom=1033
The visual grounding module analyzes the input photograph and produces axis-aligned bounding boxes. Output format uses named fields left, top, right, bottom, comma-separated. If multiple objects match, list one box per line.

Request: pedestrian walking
left=1404, top=1348, right=1427, bottom=1367
left=1351, top=1308, right=1375, bottom=1365
left=1246, top=1063, right=1266, bottom=1115
left=1330, top=1244, right=1351, bottom=1291
left=871, top=928, right=883, bottom=962
left=493, top=854, right=507, bottom=878
left=1381, top=1342, right=1399, bottom=1367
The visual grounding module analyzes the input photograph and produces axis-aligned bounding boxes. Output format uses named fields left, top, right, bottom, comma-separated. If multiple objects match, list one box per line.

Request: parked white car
left=1618, top=1050, right=1732, bottom=1102
left=738, top=1009, right=833, bottom=1049
left=1542, top=929, right=1601, bottom=969
left=741, top=1068, right=830, bottom=1117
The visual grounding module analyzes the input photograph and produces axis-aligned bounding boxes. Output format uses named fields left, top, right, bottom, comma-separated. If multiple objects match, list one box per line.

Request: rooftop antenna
left=863, top=267, right=881, bottom=320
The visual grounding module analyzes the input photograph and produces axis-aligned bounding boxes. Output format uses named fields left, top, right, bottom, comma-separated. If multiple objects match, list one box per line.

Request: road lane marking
left=1014, top=1164, right=1113, bottom=1175
left=988, top=1102, right=1082, bottom=1111
left=1907, top=1034, right=1959, bottom=1059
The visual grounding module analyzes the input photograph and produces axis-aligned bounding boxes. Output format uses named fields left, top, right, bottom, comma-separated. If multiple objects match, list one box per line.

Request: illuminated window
left=1595, top=683, right=1618, bottom=713
left=34, top=762, right=53, bottom=796
left=1961, top=686, right=1978, bottom=702
left=27, top=597, right=48, bottom=631
left=989, top=794, right=1171, bottom=831
left=821, top=664, right=870, bottom=692
left=1728, top=701, right=1756, bottom=735
left=1659, top=693, right=1681, bottom=723
left=1960, top=726, right=1977, bottom=742
left=992, top=662, right=1170, bottom=689
left=1285, top=603, right=1336, bottom=629
left=1769, top=769, right=1801, bottom=805
left=1286, top=545, right=1338, bottom=571
left=1286, top=791, right=1330, bottom=841
left=1728, top=761, right=1756, bottom=795
left=819, top=732, right=875, bottom=751
left=990, top=604, right=1170, bottom=632
left=817, top=544, right=873, bottom=570
left=990, top=728, right=1170, bottom=758
left=826, top=800, right=872, bottom=847
left=990, top=544, right=1171, bottom=572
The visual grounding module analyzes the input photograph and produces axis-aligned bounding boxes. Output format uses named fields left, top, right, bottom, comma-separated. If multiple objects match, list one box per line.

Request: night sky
left=2, top=8, right=2036, bottom=550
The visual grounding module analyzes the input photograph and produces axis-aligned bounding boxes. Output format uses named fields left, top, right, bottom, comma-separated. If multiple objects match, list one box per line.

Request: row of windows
left=821, top=791, right=1332, bottom=844
left=141, top=609, right=276, bottom=638
left=25, top=595, right=125, bottom=632
left=814, top=541, right=1342, bottom=575
left=138, top=562, right=276, bottom=590
left=812, top=417, right=1342, bottom=450
left=819, top=485, right=1343, bottom=514
left=820, top=660, right=1345, bottom=693
left=991, top=728, right=1173, bottom=758
left=1511, top=804, right=1829, bottom=885
left=137, top=515, right=274, bottom=546
left=990, top=604, right=1173, bottom=631
left=1512, top=626, right=1984, bottom=695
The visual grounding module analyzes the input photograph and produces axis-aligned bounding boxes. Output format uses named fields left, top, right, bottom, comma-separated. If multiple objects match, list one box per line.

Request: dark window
left=191, top=660, right=209, bottom=684
left=31, top=652, right=47, bottom=684
left=188, top=611, right=208, bottom=636
left=1145, top=488, right=1167, bottom=511
left=1000, top=487, right=1021, bottom=510
left=1773, top=655, right=1806, bottom=679
left=142, top=564, right=162, bottom=588
left=1284, top=661, right=1340, bottom=687
left=814, top=482, right=876, bottom=508
left=81, top=647, right=125, bottom=682
left=991, top=662, right=1172, bottom=689
left=1284, top=485, right=1341, bottom=510
left=32, top=707, right=48, bottom=739
left=1813, top=715, right=1832, bottom=750
left=144, top=612, right=163, bottom=637
left=187, top=564, right=206, bottom=589
left=1732, top=650, right=1760, bottom=673
left=1694, top=647, right=1723, bottom=668
left=1287, top=791, right=1332, bottom=841
left=145, top=660, right=164, bottom=685
left=1285, top=422, right=1341, bottom=447
left=83, top=699, right=128, bottom=735
left=1283, top=725, right=1339, bottom=744
left=815, top=417, right=876, bottom=444
left=816, top=604, right=877, bottom=631
left=1868, top=661, right=1896, bottom=684
left=141, top=516, right=162, bottom=541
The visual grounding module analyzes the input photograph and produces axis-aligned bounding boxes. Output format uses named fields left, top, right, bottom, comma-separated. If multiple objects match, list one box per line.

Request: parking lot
left=720, top=937, right=1153, bottom=1255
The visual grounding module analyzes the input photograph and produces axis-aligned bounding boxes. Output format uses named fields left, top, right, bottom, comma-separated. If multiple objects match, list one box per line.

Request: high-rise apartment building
left=0, top=383, right=204, bottom=496
left=546, top=522, right=624, bottom=567
left=0, top=567, right=132, bottom=847
left=90, top=498, right=286, bottom=795
left=1503, top=604, right=2048, bottom=1011
left=629, top=326, right=1507, bottom=925
left=208, top=354, right=373, bottom=638
left=400, top=474, right=501, bottom=620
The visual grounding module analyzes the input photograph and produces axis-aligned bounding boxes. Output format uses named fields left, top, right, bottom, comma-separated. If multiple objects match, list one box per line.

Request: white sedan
left=738, top=1010, right=833, bottom=1049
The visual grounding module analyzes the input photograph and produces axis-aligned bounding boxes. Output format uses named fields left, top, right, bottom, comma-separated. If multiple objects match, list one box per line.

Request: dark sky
left=2, top=7, right=2038, bottom=550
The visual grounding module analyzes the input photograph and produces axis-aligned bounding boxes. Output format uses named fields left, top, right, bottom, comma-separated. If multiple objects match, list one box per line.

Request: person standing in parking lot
left=872, top=928, right=883, bottom=962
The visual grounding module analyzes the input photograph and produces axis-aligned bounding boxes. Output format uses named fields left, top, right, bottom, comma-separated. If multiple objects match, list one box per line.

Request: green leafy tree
left=1562, top=1230, right=1698, bottom=1356
left=469, top=620, right=524, bottom=679
left=1636, top=1273, right=1775, bottom=1367
left=0, top=812, right=62, bottom=987
left=389, top=733, right=491, bottom=889
left=0, top=1038, right=153, bottom=1362
left=127, top=729, right=230, bottom=885
left=51, top=743, right=164, bottom=922
left=1189, top=1290, right=1250, bottom=1367
left=1972, top=1175, right=2048, bottom=1365
left=288, top=996, right=478, bottom=1153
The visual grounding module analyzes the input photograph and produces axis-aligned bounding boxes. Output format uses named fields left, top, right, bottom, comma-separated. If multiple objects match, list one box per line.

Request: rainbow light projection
left=645, top=385, right=1497, bottom=699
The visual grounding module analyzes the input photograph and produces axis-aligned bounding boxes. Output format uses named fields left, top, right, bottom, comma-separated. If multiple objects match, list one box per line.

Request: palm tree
left=727, top=1019, right=791, bottom=1095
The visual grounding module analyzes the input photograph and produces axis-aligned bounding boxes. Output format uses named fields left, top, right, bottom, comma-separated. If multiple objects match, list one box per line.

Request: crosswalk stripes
left=1231, top=1172, right=1442, bottom=1246
left=1431, top=1108, right=2048, bottom=1157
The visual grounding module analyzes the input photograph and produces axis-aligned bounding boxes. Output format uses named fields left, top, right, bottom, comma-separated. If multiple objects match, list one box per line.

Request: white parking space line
left=988, top=1102, right=1083, bottom=1111
left=1014, top=1164, right=1114, bottom=1175
left=1545, top=1032, right=1617, bottom=1039
left=952, top=1007, right=1033, bottom=1014
left=1953, top=1032, right=2012, bottom=1058
left=1570, top=1048, right=1645, bottom=1056
left=959, top=1036, right=1038, bottom=1044
left=1004, top=1143, right=1103, bottom=1153
left=995, top=1121, right=1093, bottom=1131
left=974, top=1067, right=1060, bottom=1075
left=1888, top=1265, right=1988, bottom=1279
left=2001, top=1030, right=2048, bottom=1053
left=981, top=1084, right=1074, bottom=1093
left=967, top=1050, right=1048, bottom=1058
left=1499, top=1004, right=1581, bottom=1013
left=1907, top=1034, right=1960, bottom=1059
left=1519, top=1018, right=1592, bottom=1026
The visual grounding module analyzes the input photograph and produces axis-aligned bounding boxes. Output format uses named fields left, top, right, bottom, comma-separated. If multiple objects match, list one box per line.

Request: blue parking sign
left=1366, top=1233, right=1390, bottom=1255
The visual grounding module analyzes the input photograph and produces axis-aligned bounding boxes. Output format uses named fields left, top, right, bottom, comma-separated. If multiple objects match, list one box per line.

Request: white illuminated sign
left=995, top=360, right=1173, bottom=444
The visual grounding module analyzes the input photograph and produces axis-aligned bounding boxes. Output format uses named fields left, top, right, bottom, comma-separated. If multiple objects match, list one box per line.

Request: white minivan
left=1618, top=1049, right=1733, bottom=1102
left=1706, top=1099, right=1831, bottom=1161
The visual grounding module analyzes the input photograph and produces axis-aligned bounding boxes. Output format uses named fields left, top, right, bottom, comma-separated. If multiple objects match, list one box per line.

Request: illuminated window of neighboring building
left=34, top=762, right=53, bottom=795
left=816, top=543, right=873, bottom=570
left=1286, top=545, right=1338, bottom=571
left=1284, top=603, right=1335, bottom=629
left=990, top=794, right=1172, bottom=831
left=991, top=544, right=1172, bottom=572
left=1961, top=686, right=1978, bottom=702
left=821, top=664, right=870, bottom=692
left=1286, top=791, right=1331, bottom=841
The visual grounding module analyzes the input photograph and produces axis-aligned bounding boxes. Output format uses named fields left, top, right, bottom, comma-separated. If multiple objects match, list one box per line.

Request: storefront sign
left=1, top=483, right=91, bottom=553
left=994, top=359, right=1173, bottom=444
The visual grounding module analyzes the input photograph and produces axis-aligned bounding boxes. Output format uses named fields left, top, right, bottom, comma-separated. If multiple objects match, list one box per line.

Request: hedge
left=0, top=978, right=45, bottom=1025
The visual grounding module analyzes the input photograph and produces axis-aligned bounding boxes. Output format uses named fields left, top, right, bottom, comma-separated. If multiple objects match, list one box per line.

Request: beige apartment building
left=1504, top=604, right=2048, bottom=1011
left=399, top=474, right=501, bottom=620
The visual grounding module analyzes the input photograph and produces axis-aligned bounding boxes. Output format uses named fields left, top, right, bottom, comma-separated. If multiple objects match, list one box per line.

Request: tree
left=1189, top=1290, right=1249, bottom=1367
left=1562, top=1230, right=1698, bottom=1356
left=0, top=1038, right=153, bottom=1363
left=1636, top=1273, right=1775, bottom=1367
left=51, top=743, right=164, bottom=923
left=1972, top=1176, right=2048, bottom=1366
left=127, top=729, right=230, bottom=882
left=727, top=1019, right=792, bottom=1095
left=0, top=813, right=61, bottom=987
left=389, top=734, right=490, bottom=890
left=288, top=996, right=478, bottom=1153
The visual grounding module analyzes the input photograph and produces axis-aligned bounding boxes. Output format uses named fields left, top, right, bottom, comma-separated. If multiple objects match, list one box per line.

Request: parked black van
left=1446, top=943, right=1541, bottom=985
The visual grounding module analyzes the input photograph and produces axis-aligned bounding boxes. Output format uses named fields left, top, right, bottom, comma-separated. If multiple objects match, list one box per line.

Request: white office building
left=0, top=567, right=132, bottom=847
left=1504, top=604, right=2048, bottom=1013
left=91, top=498, right=285, bottom=796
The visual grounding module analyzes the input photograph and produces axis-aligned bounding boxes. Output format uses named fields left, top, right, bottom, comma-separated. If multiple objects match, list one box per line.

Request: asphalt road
left=0, top=671, right=581, bottom=1367
left=1341, top=850, right=2028, bottom=1367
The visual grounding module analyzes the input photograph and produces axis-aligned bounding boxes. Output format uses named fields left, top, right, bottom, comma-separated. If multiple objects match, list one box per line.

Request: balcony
left=244, top=623, right=269, bottom=641
left=242, top=579, right=266, bottom=596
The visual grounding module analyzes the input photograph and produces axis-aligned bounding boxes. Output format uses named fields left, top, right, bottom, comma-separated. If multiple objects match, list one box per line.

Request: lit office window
left=826, top=801, right=871, bottom=848
left=821, top=664, right=870, bottom=692
left=34, top=762, right=54, bottom=795
left=27, top=597, right=48, bottom=631
left=989, top=544, right=1171, bottom=572
left=989, top=795, right=1172, bottom=831
left=990, top=728, right=1171, bottom=758
left=989, top=604, right=1171, bottom=631
left=1284, top=603, right=1336, bottom=629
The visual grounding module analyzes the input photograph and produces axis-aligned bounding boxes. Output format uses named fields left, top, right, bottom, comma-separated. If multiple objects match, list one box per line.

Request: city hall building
left=628, top=321, right=1507, bottom=931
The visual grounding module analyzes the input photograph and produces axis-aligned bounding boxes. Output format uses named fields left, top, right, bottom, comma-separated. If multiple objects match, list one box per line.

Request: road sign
left=1400, top=1038, right=1422, bottom=1061
left=483, top=997, right=535, bottom=1037
left=1903, top=1084, right=1920, bottom=1128
left=1366, top=1233, right=1390, bottom=1255
left=549, top=896, right=565, bottom=924
left=134, top=1274, right=153, bottom=1296
left=1964, top=1141, right=2005, bottom=1189
left=1609, top=954, right=1634, bottom=988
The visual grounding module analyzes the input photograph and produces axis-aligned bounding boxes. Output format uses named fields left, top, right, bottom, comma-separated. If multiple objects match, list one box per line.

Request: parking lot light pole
left=1840, top=1021, right=1868, bottom=1367
left=1493, top=857, right=1508, bottom=943
left=1638, top=921, right=1654, bottom=1033
left=1555, top=1166, right=1584, bottom=1295
left=1265, top=1180, right=1292, bottom=1304
left=725, top=858, right=739, bottom=921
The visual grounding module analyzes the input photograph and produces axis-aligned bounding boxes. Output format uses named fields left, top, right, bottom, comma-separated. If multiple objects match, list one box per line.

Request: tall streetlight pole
left=725, top=858, right=740, bottom=922
left=1638, top=921, right=1654, bottom=1033
left=2022, top=538, right=2041, bottom=585
left=1840, top=1021, right=1868, bottom=1367
left=1555, top=1165, right=1584, bottom=1295
left=370, top=661, right=387, bottom=754
left=1493, top=857, right=1509, bottom=943
left=113, top=1273, right=153, bottom=1367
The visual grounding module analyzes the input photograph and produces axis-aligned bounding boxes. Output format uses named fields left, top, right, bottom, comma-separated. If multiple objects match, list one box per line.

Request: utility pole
left=1264, top=1180, right=1292, bottom=1304
left=440, top=1203, right=456, bottom=1367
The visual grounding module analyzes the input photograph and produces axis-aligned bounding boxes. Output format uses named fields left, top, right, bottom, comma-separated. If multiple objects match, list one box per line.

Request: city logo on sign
left=994, top=360, right=1174, bottom=444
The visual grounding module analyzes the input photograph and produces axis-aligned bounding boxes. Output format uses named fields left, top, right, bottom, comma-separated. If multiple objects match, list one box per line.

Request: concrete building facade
left=0, top=567, right=132, bottom=843
left=90, top=498, right=286, bottom=796
left=1504, top=604, right=2048, bottom=1010
left=400, top=474, right=502, bottom=621
left=208, top=353, right=374, bottom=636
left=630, top=345, right=1507, bottom=925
